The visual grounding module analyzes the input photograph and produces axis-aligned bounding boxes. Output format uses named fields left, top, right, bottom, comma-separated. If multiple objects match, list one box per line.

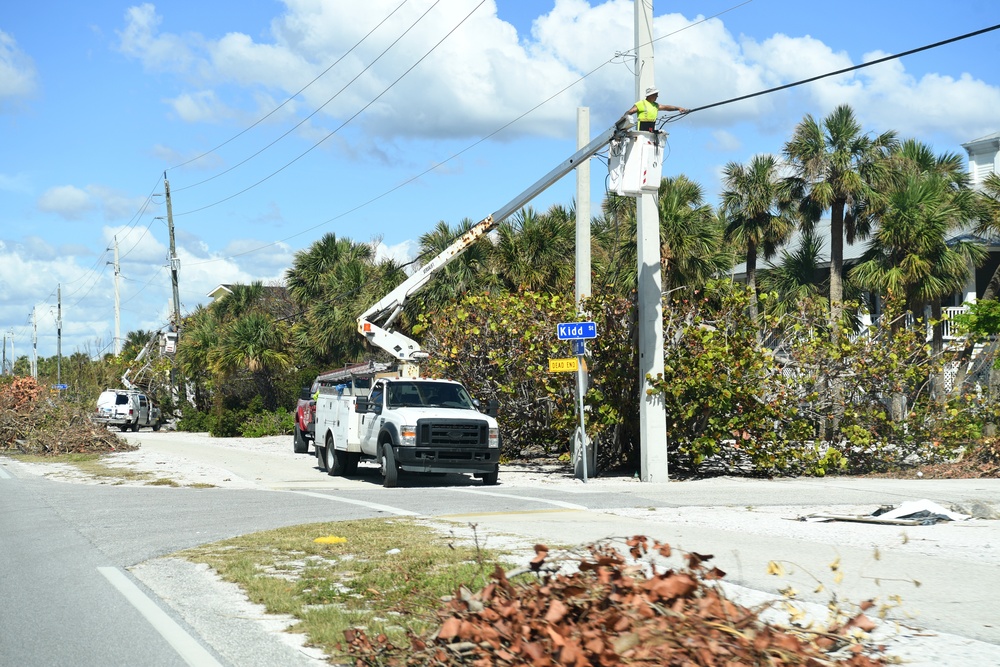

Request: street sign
left=556, top=321, right=597, bottom=340
left=571, top=339, right=586, bottom=355
left=548, top=358, right=579, bottom=373
left=53, top=384, right=68, bottom=390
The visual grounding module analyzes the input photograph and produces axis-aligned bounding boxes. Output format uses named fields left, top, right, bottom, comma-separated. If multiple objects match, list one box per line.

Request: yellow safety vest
left=636, top=99, right=658, bottom=123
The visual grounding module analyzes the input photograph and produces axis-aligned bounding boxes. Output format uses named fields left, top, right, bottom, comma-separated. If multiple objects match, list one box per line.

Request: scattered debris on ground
left=800, top=500, right=971, bottom=526
left=0, top=377, right=134, bottom=456
left=342, top=537, right=887, bottom=666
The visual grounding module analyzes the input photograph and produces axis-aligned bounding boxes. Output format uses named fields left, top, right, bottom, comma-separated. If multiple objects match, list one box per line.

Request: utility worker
left=625, top=87, right=688, bottom=131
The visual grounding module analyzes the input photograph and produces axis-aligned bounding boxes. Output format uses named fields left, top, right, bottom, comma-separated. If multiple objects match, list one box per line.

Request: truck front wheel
left=480, top=467, right=499, bottom=486
left=380, top=443, right=398, bottom=488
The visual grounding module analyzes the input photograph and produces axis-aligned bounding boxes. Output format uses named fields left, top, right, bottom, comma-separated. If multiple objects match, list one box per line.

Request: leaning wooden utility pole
left=163, top=172, right=186, bottom=405
left=164, top=173, right=182, bottom=331
left=634, top=0, right=670, bottom=481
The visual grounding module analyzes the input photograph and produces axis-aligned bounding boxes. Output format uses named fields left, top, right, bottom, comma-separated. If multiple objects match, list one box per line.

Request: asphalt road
left=2, top=432, right=999, bottom=666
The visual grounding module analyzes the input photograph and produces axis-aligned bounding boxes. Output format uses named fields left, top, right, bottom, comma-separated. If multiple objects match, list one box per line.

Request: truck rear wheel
left=152, top=422, right=161, bottom=432
left=326, top=438, right=346, bottom=476
left=380, top=443, right=398, bottom=488
left=293, top=425, right=308, bottom=453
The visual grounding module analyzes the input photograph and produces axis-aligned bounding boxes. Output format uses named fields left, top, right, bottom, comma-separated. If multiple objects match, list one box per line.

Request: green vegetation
left=14, top=104, right=1000, bottom=477
left=178, top=519, right=512, bottom=661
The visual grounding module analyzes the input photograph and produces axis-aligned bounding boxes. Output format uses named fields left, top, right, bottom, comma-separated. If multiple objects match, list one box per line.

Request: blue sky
left=2, top=0, right=999, bottom=362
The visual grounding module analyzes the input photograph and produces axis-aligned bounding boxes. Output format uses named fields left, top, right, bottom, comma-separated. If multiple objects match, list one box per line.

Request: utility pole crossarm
left=358, top=117, right=632, bottom=364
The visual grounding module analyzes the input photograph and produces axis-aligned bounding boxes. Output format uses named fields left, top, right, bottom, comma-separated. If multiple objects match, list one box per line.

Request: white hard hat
left=645, top=87, right=659, bottom=97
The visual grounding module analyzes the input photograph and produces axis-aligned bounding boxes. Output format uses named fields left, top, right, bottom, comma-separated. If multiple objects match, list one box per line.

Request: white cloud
left=376, top=238, right=419, bottom=264
left=0, top=30, right=37, bottom=101
left=37, top=185, right=94, bottom=220
left=116, top=3, right=196, bottom=72
left=37, top=184, right=152, bottom=221
left=169, top=90, right=235, bottom=123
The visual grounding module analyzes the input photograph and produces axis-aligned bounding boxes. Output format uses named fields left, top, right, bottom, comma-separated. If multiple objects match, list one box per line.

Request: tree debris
left=0, top=377, right=135, bottom=456
left=342, top=536, right=888, bottom=666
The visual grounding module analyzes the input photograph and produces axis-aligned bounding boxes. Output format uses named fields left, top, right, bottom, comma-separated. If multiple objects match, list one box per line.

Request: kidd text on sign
left=556, top=321, right=597, bottom=340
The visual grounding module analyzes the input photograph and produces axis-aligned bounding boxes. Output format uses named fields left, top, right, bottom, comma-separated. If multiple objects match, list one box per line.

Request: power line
left=174, top=0, right=484, bottom=218
left=170, top=0, right=413, bottom=184
left=676, top=22, right=1000, bottom=116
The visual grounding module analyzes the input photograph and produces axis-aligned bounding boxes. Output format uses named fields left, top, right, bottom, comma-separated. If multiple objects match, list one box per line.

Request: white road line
left=0, top=465, right=12, bottom=479
left=98, top=566, right=224, bottom=667
left=445, top=488, right=588, bottom=511
left=285, top=490, right=419, bottom=516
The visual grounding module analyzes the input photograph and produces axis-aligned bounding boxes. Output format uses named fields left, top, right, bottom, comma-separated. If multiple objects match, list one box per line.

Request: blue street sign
left=572, top=339, right=586, bottom=355
left=53, top=384, right=68, bottom=390
left=556, top=321, right=597, bottom=340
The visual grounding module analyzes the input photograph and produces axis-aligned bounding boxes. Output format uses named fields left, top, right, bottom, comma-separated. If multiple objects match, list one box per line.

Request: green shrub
left=177, top=410, right=214, bottom=433
left=240, top=408, right=294, bottom=438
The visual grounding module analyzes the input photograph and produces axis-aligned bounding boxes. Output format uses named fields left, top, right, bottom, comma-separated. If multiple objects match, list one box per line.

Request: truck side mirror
left=486, top=399, right=499, bottom=418
left=354, top=397, right=369, bottom=413
left=300, top=386, right=312, bottom=400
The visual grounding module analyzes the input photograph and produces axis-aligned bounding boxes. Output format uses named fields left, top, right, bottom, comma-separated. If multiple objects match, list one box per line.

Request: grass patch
left=186, top=482, right=217, bottom=489
left=146, top=478, right=180, bottom=487
left=9, top=451, right=154, bottom=482
left=177, top=518, right=512, bottom=661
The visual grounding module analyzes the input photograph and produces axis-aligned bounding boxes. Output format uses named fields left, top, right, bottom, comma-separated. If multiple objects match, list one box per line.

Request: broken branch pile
left=342, top=537, right=887, bottom=666
left=0, top=377, right=135, bottom=456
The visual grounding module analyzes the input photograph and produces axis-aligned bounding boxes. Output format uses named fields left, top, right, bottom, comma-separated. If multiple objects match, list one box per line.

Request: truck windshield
left=386, top=382, right=474, bottom=409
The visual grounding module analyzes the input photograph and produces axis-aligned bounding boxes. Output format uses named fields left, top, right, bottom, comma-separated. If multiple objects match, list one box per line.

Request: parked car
left=93, top=389, right=163, bottom=431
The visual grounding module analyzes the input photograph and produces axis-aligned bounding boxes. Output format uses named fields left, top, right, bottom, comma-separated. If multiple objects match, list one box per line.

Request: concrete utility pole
left=634, top=0, right=670, bottom=481
left=575, top=107, right=592, bottom=308
left=57, top=284, right=62, bottom=384
left=574, top=107, right=595, bottom=481
left=110, top=236, right=121, bottom=356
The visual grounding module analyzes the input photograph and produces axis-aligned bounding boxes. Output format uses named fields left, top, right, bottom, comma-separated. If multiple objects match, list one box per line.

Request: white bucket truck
left=312, top=363, right=499, bottom=487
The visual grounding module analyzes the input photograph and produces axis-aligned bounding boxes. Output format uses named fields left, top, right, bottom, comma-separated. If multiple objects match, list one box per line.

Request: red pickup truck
left=293, top=382, right=318, bottom=454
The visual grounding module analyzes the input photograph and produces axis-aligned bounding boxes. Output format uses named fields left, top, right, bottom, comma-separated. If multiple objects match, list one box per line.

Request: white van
left=94, top=389, right=161, bottom=431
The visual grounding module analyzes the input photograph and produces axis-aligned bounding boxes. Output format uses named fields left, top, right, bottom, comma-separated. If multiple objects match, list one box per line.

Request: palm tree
left=212, top=282, right=266, bottom=322
left=211, top=312, right=292, bottom=410
left=286, top=233, right=374, bottom=306
left=285, top=234, right=380, bottom=366
left=415, top=218, right=496, bottom=312
left=176, top=305, right=219, bottom=412
left=594, top=176, right=731, bottom=295
left=973, top=172, right=1000, bottom=299
left=783, top=105, right=898, bottom=341
left=491, top=205, right=575, bottom=293
left=758, top=229, right=827, bottom=317
left=852, top=140, right=986, bottom=347
left=720, top=154, right=797, bottom=324
left=657, top=176, right=732, bottom=292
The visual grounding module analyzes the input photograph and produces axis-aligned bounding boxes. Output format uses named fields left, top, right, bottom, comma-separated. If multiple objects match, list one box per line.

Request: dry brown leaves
left=342, top=537, right=887, bottom=666
left=0, top=377, right=135, bottom=456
